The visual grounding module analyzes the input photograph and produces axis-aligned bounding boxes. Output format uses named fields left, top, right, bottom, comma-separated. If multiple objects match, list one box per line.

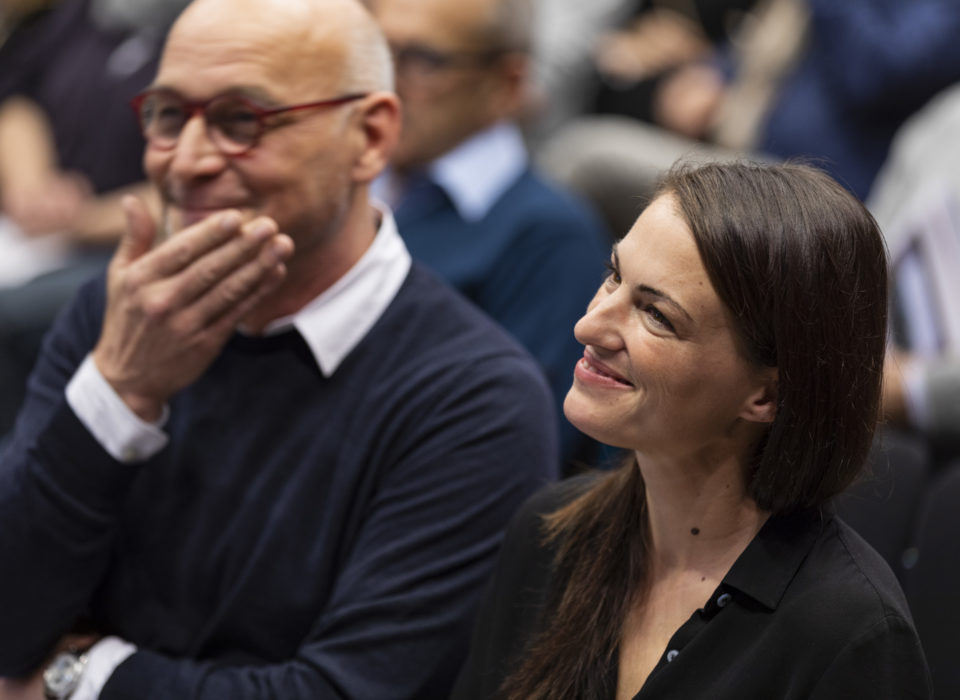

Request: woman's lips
left=574, top=351, right=634, bottom=388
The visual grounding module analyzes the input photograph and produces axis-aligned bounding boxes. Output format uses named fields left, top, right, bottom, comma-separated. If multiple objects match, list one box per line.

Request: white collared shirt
left=373, top=121, right=528, bottom=223
left=258, top=204, right=411, bottom=376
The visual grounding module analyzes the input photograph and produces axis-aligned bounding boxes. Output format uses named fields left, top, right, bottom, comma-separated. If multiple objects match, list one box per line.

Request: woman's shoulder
left=793, top=516, right=932, bottom=696
left=830, top=517, right=916, bottom=620
left=798, top=516, right=913, bottom=618
left=495, top=473, right=599, bottom=567
left=733, top=511, right=931, bottom=697
left=775, top=513, right=921, bottom=650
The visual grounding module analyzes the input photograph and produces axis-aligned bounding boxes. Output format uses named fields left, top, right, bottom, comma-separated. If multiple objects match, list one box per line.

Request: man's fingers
left=117, top=195, right=157, bottom=265
left=147, top=217, right=283, bottom=312
left=190, top=234, right=294, bottom=329
left=144, top=210, right=246, bottom=280
left=160, top=232, right=292, bottom=334
left=208, top=261, right=289, bottom=338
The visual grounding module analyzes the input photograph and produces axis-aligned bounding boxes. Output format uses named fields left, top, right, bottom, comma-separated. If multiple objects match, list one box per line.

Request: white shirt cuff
left=65, top=354, right=169, bottom=463
left=901, top=359, right=930, bottom=430
left=71, top=636, right=137, bottom=700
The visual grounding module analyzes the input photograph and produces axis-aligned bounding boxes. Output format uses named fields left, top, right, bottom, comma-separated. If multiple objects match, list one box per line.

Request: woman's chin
left=563, top=390, right=630, bottom=450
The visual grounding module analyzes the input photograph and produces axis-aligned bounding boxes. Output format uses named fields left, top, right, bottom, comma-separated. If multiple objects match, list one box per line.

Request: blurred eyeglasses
left=130, top=89, right=368, bottom=156
left=390, top=43, right=508, bottom=84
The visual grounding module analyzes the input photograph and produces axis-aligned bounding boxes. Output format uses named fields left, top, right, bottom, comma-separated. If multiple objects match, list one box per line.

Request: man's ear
left=489, top=52, right=529, bottom=121
left=740, top=367, right=778, bottom=424
left=350, top=91, right=402, bottom=183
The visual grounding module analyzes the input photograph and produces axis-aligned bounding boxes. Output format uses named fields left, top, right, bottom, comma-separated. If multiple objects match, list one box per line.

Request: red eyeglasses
left=130, top=89, right=368, bottom=155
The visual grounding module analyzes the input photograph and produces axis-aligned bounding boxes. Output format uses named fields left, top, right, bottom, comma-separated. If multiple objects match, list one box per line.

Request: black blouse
left=452, top=475, right=932, bottom=699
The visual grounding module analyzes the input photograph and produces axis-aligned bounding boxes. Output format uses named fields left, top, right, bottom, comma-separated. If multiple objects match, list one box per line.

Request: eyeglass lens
left=140, top=93, right=261, bottom=153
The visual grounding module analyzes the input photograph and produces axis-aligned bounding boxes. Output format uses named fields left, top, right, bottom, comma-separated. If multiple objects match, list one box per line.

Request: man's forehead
left=172, top=0, right=364, bottom=37
left=178, top=0, right=318, bottom=25
left=169, top=0, right=311, bottom=49
left=159, top=0, right=346, bottom=95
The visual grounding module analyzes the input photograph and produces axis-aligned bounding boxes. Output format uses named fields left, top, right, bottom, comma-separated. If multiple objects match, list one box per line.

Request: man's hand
left=92, top=195, right=294, bottom=421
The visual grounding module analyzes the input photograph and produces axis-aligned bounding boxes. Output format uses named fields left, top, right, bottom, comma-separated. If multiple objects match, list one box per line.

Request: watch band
left=42, top=650, right=89, bottom=700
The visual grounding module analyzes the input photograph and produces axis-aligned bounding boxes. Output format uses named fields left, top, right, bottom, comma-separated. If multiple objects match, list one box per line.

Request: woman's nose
left=573, top=289, right=625, bottom=352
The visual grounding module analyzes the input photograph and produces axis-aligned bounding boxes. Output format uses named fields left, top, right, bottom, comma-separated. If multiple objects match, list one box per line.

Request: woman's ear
left=740, top=367, right=778, bottom=424
left=350, top=91, right=402, bottom=183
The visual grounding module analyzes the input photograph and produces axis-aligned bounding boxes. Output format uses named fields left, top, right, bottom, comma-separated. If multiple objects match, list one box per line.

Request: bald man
left=0, top=1, right=557, bottom=698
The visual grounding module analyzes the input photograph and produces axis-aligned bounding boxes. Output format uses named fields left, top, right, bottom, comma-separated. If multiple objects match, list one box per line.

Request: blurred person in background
left=591, top=0, right=762, bottom=130
left=371, top=0, right=611, bottom=472
left=523, top=0, right=636, bottom=140
left=537, top=0, right=799, bottom=236
left=0, top=0, right=188, bottom=438
left=868, top=83, right=960, bottom=464
left=538, top=0, right=960, bottom=240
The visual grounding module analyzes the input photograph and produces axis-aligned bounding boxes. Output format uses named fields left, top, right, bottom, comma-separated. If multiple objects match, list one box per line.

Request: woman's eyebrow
left=611, top=242, right=693, bottom=322
left=636, top=284, right=693, bottom=322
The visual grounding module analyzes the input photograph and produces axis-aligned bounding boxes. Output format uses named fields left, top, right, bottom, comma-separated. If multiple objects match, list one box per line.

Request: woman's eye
left=644, top=305, right=675, bottom=332
left=603, top=261, right=621, bottom=285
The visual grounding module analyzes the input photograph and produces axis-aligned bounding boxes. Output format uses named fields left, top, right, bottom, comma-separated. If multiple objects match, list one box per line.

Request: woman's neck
left=637, top=450, right=770, bottom=578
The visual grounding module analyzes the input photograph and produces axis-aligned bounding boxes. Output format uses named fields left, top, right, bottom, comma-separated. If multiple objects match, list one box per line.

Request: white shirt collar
left=373, top=121, right=528, bottom=222
left=429, top=121, right=528, bottom=221
left=262, top=203, right=411, bottom=377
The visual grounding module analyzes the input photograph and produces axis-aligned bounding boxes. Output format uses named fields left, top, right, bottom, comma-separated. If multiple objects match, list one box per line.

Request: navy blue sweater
left=0, top=263, right=558, bottom=698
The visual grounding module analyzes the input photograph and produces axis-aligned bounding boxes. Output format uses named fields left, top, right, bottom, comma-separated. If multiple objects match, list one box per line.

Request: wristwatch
left=42, top=650, right=89, bottom=700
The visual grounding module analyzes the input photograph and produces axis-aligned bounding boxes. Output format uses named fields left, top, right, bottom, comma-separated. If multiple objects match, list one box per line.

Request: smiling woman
left=451, top=161, right=932, bottom=700
left=565, top=192, right=778, bottom=468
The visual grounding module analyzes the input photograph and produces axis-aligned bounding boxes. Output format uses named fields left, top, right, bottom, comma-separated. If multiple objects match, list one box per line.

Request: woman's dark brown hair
left=500, top=160, right=889, bottom=699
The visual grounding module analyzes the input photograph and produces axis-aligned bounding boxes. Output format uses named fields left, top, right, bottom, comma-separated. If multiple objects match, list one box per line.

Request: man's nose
left=168, top=114, right=228, bottom=179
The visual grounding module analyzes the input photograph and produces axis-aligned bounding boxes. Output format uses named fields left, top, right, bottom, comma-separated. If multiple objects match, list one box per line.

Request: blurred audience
left=592, top=0, right=763, bottom=131
left=869, top=83, right=960, bottom=463
left=525, top=0, right=635, bottom=140
left=370, top=0, right=610, bottom=471
left=753, top=0, right=960, bottom=199
left=539, top=0, right=960, bottom=238
left=537, top=0, right=801, bottom=236
left=0, top=0, right=185, bottom=436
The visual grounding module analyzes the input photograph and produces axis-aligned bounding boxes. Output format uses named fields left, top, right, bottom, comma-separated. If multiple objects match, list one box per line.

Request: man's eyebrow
left=222, top=85, right=279, bottom=104
left=143, top=84, right=279, bottom=104
left=611, top=242, right=694, bottom=322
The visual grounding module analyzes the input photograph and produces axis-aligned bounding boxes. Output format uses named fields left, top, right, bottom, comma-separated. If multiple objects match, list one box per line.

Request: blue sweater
left=0, top=264, right=558, bottom=698
left=394, top=168, right=609, bottom=467
left=759, top=0, right=960, bottom=200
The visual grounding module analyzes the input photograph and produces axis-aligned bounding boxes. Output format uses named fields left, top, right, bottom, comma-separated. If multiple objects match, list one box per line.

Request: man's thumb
left=116, top=194, right=157, bottom=264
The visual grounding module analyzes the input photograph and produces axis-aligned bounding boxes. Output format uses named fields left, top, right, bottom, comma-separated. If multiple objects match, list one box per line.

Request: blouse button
left=666, top=649, right=679, bottom=662
left=716, top=592, right=732, bottom=608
